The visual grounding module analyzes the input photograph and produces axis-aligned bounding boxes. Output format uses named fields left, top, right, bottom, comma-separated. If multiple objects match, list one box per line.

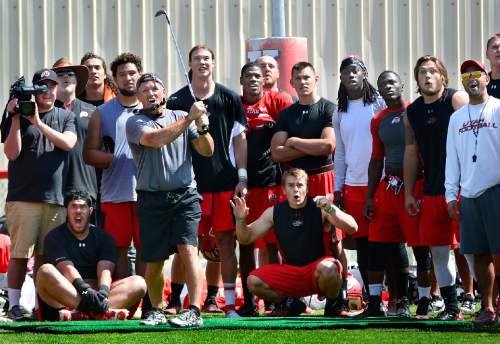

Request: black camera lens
left=18, top=101, right=36, bottom=116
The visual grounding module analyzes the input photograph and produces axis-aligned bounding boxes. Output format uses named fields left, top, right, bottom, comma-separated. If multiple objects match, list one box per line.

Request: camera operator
left=1, top=69, right=77, bottom=321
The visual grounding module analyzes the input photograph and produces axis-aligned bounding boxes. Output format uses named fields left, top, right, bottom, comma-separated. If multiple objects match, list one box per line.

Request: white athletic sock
left=8, top=288, right=21, bottom=310
left=223, top=283, right=236, bottom=306
left=430, top=245, right=456, bottom=288
left=418, top=287, right=431, bottom=299
left=368, top=284, right=383, bottom=297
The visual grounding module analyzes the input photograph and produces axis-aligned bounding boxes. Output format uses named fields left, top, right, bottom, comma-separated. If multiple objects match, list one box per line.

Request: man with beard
left=2, top=69, right=77, bottom=320
left=446, top=60, right=500, bottom=325
left=52, top=58, right=98, bottom=224
left=127, top=74, right=213, bottom=327
left=79, top=53, right=117, bottom=106
left=333, top=55, right=385, bottom=313
left=84, top=53, right=144, bottom=281
left=404, top=55, right=469, bottom=320
left=36, top=191, right=146, bottom=321
left=167, top=45, right=247, bottom=317
left=231, top=168, right=357, bottom=315
left=237, top=62, right=293, bottom=316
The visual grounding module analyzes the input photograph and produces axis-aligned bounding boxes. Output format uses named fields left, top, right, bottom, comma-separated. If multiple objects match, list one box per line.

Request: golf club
left=155, top=9, right=208, bottom=130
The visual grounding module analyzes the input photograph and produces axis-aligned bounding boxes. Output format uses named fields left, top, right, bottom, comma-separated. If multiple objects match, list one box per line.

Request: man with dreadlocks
left=332, top=56, right=385, bottom=312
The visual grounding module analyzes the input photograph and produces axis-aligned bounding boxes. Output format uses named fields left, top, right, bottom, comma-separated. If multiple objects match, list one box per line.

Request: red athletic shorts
left=368, top=180, right=423, bottom=246
left=307, top=170, right=334, bottom=197
left=342, top=185, right=369, bottom=239
left=101, top=202, right=140, bottom=249
left=199, top=191, right=234, bottom=234
left=247, top=186, right=280, bottom=249
left=249, top=256, right=343, bottom=298
left=419, top=194, right=459, bottom=247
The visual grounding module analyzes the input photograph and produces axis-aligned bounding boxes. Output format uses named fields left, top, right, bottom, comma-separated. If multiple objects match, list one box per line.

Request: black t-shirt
left=487, top=75, right=500, bottom=98
left=273, top=197, right=325, bottom=266
left=274, top=98, right=335, bottom=171
left=406, top=88, right=456, bottom=195
left=3, top=107, right=76, bottom=205
left=55, top=99, right=97, bottom=200
left=167, top=83, right=247, bottom=193
left=44, top=223, right=116, bottom=280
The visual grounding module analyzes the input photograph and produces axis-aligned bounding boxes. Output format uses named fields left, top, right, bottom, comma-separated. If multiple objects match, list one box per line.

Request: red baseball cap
left=460, top=60, right=488, bottom=74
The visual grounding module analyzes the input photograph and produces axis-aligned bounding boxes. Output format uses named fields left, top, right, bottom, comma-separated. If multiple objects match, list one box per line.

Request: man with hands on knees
left=231, top=168, right=357, bottom=316
left=36, top=191, right=146, bottom=321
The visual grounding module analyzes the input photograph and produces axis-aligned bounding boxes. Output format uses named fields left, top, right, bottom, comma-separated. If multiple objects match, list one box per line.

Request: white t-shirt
left=445, top=96, right=500, bottom=202
left=333, top=97, right=385, bottom=192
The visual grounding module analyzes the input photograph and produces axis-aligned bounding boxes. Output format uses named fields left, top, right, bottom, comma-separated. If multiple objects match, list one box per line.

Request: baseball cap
left=32, top=68, right=58, bottom=85
left=460, top=60, right=488, bottom=74
left=52, top=57, right=89, bottom=96
left=136, top=73, right=165, bottom=89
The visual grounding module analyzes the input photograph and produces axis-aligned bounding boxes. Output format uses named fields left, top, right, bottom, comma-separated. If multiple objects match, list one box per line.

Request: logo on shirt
left=391, top=116, right=401, bottom=124
left=302, top=110, right=309, bottom=115
left=459, top=118, right=498, bottom=134
left=427, top=116, right=437, bottom=125
left=78, top=243, right=86, bottom=248
left=80, top=111, right=89, bottom=118
left=491, top=84, right=497, bottom=90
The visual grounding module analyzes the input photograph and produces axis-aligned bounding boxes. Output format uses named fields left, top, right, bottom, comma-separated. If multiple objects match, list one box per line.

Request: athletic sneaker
left=140, top=308, right=167, bottom=325
left=387, top=298, right=398, bottom=316
left=430, top=295, right=445, bottom=313
left=395, top=297, right=411, bottom=318
left=94, top=309, right=129, bottom=320
left=434, top=309, right=463, bottom=321
left=324, top=298, right=350, bottom=317
left=225, top=306, right=241, bottom=318
left=7, top=305, right=30, bottom=321
left=362, top=296, right=387, bottom=317
left=473, top=308, right=497, bottom=326
left=415, top=297, right=431, bottom=319
left=202, top=296, right=223, bottom=313
left=459, top=294, right=476, bottom=315
left=237, top=302, right=258, bottom=317
left=164, top=295, right=182, bottom=315
left=269, top=297, right=306, bottom=317
left=168, top=309, right=203, bottom=328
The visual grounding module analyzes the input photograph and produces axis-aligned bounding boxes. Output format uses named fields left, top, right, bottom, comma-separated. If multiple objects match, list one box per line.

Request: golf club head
left=155, top=9, right=171, bottom=23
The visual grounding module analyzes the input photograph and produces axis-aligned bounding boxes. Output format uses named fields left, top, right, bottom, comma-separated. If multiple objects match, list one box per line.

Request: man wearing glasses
left=1, top=68, right=77, bottom=320
left=52, top=58, right=98, bottom=224
left=445, top=60, right=500, bottom=325
left=403, top=55, right=469, bottom=320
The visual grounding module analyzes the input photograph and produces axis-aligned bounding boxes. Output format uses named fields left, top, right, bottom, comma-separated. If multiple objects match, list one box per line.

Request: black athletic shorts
left=137, top=187, right=202, bottom=262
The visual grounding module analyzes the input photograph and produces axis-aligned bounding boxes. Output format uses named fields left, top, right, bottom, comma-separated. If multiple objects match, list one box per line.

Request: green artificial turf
left=1, top=328, right=500, bottom=344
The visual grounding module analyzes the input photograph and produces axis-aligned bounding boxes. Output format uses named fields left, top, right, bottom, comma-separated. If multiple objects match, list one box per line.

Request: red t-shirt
left=0, top=234, right=11, bottom=273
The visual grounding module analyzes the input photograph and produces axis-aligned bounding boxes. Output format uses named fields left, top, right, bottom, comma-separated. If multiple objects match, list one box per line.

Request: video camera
left=9, top=76, right=48, bottom=116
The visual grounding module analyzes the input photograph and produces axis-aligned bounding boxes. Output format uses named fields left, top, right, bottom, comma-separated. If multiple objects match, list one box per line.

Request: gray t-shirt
left=126, top=110, right=199, bottom=192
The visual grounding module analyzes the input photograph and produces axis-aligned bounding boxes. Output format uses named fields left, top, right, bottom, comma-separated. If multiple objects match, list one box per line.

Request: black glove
left=102, top=135, right=115, bottom=153
left=97, top=285, right=110, bottom=303
left=73, top=278, right=108, bottom=313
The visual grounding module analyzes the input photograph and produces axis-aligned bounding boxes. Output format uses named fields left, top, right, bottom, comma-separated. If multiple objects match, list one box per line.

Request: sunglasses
left=56, top=70, right=76, bottom=77
left=461, top=71, right=484, bottom=81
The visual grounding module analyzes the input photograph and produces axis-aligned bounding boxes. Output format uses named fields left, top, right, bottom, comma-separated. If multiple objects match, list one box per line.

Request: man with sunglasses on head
left=446, top=60, right=500, bottom=325
left=1, top=68, right=77, bottom=320
left=404, top=55, right=469, bottom=320
left=52, top=58, right=98, bottom=224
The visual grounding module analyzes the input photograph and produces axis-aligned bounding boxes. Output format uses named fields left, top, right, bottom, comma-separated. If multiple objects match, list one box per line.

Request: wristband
left=238, top=168, right=248, bottom=183
left=326, top=204, right=335, bottom=215
left=197, top=128, right=209, bottom=135
left=236, top=216, right=247, bottom=224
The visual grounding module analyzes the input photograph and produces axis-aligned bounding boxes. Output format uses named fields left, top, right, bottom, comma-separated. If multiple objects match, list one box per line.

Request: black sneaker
left=430, top=295, right=445, bottom=313
left=362, top=295, right=387, bottom=317
left=435, top=309, right=464, bottom=321
left=237, top=302, right=258, bottom=317
left=140, top=308, right=167, bottom=325
left=395, top=297, right=411, bottom=318
left=415, top=296, right=431, bottom=319
left=324, top=298, right=350, bottom=317
left=269, top=297, right=306, bottom=317
left=7, top=305, right=30, bottom=321
left=202, top=296, right=223, bottom=313
left=168, top=309, right=203, bottom=328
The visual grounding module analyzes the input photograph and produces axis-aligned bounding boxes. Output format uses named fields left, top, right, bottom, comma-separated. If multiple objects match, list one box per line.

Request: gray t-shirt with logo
left=126, top=110, right=199, bottom=192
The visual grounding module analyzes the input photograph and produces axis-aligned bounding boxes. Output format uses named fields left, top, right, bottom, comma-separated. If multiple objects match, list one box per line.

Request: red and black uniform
left=406, top=88, right=459, bottom=247
left=274, top=98, right=336, bottom=196
left=369, top=103, right=422, bottom=246
left=167, top=84, right=247, bottom=234
left=243, top=91, right=293, bottom=248
left=249, top=198, right=342, bottom=297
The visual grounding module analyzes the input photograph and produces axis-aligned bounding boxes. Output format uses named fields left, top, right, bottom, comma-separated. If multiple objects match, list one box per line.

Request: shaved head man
left=256, top=55, right=280, bottom=92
